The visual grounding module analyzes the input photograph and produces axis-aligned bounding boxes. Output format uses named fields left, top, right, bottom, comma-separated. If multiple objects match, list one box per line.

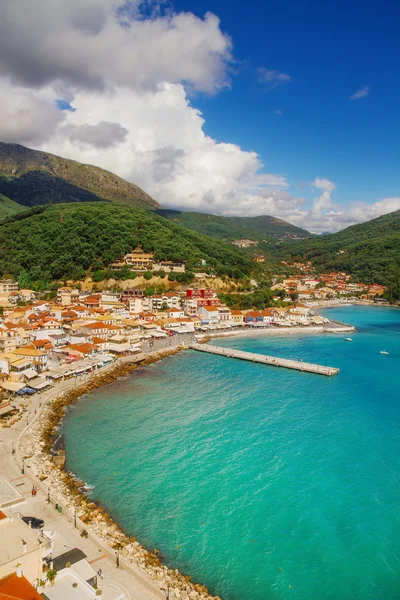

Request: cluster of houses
left=0, top=500, right=127, bottom=600
left=272, top=268, right=387, bottom=302
left=0, top=281, right=328, bottom=415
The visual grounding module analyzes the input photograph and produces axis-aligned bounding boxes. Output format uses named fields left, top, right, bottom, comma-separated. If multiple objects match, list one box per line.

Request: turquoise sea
left=62, top=306, right=400, bottom=600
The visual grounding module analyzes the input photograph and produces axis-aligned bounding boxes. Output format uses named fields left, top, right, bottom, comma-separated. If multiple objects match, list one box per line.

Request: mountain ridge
left=279, top=210, right=400, bottom=285
left=0, top=141, right=160, bottom=210
left=155, top=209, right=313, bottom=244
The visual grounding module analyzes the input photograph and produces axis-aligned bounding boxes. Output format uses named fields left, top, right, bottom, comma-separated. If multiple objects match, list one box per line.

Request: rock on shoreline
left=20, top=347, right=222, bottom=600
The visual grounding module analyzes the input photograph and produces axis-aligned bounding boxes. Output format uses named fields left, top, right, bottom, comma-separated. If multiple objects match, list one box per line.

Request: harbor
left=189, top=342, right=340, bottom=376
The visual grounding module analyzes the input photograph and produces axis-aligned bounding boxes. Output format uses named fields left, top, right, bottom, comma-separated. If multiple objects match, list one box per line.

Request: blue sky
left=176, top=0, right=400, bottom=205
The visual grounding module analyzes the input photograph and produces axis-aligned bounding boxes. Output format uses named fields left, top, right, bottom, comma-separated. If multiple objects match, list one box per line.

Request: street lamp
left=161, top=585, right=170, bottom=599
left=115, top=546, right=120, bottom=568
left=21, top=459, right=25, bottom=475
left=74, top=508, right=77, bottom=528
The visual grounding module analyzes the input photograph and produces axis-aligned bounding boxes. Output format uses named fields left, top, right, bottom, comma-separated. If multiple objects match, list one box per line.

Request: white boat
left=344, top=337, right=352, bottom=341
left=380, top=350, right=389, bottom=355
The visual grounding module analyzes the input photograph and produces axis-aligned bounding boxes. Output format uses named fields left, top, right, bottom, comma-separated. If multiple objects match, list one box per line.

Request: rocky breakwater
left=19, top=348, right=222, bottom=600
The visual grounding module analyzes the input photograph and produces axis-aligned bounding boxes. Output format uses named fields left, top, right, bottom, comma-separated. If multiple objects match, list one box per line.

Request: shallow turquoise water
left=63, top=306, right=400, bottom=600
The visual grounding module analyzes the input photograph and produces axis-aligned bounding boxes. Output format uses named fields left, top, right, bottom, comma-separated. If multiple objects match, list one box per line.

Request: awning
left=0, top=403, right=16, bottom=416
left=1, top=381, right=25, bottom=392
left=30, top=378, right=52, bottom=390
left=23, top=368, right=39, bottom=379
left=16, top=387, right=36, bottom=395
left=43, top=371, right=63, bottom=380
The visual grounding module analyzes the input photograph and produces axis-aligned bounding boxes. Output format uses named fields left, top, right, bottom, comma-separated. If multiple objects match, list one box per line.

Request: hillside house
left=110, top=246, right=153, bottom=271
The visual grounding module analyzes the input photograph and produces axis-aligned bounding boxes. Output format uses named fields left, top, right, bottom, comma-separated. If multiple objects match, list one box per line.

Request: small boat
left=380, top=350, right=389, bottom=355
left=344, top=337, right=352, bottom=341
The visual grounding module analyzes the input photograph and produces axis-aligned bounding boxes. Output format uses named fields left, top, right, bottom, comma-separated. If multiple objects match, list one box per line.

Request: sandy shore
left=15, top=345, right=221, bottom=600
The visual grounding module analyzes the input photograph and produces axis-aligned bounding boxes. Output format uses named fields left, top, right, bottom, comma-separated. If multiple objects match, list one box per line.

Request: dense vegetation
left=0, top=141, right=159, bottom=210
left=0, top=193, right=26, bottom=220
left=279, top=210, right=400, bottom=286
left=156, top=209, right=312, bottom=243
left=0, top=203, right=253, bottom=287
left=219, top=288, right=275, bottom=310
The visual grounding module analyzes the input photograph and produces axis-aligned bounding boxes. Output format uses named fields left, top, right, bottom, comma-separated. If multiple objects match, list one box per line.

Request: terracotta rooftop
left=0, top=572, right=42, bottom=600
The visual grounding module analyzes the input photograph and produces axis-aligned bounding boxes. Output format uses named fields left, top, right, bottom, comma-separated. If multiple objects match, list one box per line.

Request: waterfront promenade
left=189, top=342, right=340, bottom=376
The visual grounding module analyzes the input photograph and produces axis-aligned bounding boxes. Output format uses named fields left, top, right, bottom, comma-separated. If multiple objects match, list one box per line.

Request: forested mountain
left=0, top=142, right=159, bottom=211
left=279, top=210, right=400, bottom=284
left=156, top=209, right=313, bottom=243
left=0, top=203, right=252, bottom=286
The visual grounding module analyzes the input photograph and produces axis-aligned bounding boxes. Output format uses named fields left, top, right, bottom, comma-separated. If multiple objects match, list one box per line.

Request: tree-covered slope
left=0, top=203, right=252, bottom=283
left=156, top=209, right=312, bottom=243
left=280, top=210, right=400, bottom=284
left=0, top=193, right=26, bottom=220
left=0, top=142, right=159, bottom=210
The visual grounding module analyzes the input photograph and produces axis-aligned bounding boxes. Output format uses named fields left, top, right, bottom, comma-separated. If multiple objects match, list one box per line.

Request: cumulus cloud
left=0, top=0, right=232, bottom=94
left=61, top=121, right=128, bottom=148
left=0, top=1, right=396, bottom=234
left=258, top=68, right=292, bottom=89
left=0, top=85, right=65, bottom=144
left=33, top=83, right=288, bottom=213
left=274, top=183, right=400, bottom=234
left=349, top=86, right=370, bottom=100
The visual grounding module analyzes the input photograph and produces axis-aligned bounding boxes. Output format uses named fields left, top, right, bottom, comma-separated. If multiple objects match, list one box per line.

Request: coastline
left=17, top=345, right=222, bottom=600
left=199, top=324, right=354, bottom=341
left=13, top=320, right=356, bottom=600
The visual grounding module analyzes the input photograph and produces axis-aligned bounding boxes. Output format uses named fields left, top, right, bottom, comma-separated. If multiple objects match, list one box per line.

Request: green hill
left=280, top=210, right=400, bottom=284
left=0, top=193, right=26, bottom=220
left=156, top=209, right=312, bottom=243
left=0, top=203, right=252, bottom=285
left=0, top=142, right=159, bottom=210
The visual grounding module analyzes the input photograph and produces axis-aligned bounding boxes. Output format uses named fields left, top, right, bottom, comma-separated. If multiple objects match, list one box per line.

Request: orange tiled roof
left=0, top=573, right=42, bottom=600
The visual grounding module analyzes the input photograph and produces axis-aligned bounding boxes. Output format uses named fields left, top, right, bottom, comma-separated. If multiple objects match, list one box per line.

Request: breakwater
left=189, top=342, right=339, bottom=376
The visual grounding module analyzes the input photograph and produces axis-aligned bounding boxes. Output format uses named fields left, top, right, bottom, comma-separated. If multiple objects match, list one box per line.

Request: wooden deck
left=189, top=343, right=339, bottom=377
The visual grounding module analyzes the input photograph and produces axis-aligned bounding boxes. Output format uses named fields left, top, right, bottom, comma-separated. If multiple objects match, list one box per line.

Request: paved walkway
left=0, top=341, right=196, bottom=600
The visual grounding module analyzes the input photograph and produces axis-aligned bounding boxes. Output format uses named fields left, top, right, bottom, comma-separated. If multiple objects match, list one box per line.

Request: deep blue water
left=63, top=306, right=400, bottom=600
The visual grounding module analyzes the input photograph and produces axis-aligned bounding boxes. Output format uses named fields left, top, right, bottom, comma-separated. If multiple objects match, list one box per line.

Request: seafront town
left=0, top=272, right=366, bottom=600
left=0, top=274, right=354, bottom=412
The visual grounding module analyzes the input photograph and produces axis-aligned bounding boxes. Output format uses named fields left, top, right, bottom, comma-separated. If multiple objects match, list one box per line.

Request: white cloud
left=61, top=121, right=128, bottom=148
left=27, top=83, right=288, bottom=214
left=313, top=178, right=336, bottom=192
left=0, top=85, right=65, bottom=144
left=0, top=1, right=232, bottom=94
left=258, top=68, right=292, bottom=89
left=349, top=86, right=370, bottom=100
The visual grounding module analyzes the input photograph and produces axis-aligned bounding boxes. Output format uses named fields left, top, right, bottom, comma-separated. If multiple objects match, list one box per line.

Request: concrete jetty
left=189, top=343, right=339, bottom=377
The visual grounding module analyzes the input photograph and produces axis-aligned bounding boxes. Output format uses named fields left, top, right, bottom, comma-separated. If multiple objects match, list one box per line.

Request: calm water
left=63, top=306, right=400, bottom=600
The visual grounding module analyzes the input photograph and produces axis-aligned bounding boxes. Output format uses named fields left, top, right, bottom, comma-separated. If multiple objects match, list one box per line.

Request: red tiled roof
left=0, top=573, right=42, bottom=600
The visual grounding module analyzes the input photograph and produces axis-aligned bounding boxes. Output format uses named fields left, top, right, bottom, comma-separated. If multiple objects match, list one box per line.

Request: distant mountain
left=0, top=142, right=159, bottom=211
left=280, top=210, right=400, bottom=285
left=0, top=202, right=252, bottom=284
left=156, top=209, right=313, bottom=244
